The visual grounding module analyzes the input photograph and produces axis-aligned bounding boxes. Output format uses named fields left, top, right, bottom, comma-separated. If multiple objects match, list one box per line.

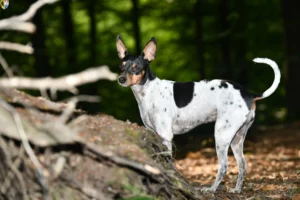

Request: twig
left=0, top=100, right=49, bottom=200
left=60, top=174, right=106, bottom=200
left=0, top=66, right=118, bottom=93
left=59, top=95, right=100, bottom=123
left=0, top=137, right=28, bottom=200
left=0, top=42, right=34, bottom=54
left=0, top=53, right=13, bottom=77
left=59, top=98, right=78, bottom=124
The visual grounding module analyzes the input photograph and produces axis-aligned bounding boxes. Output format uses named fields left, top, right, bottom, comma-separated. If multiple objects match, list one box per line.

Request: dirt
left=175, top=123, right=300, bottom=200
left=0, top=89, right=299, bottom=200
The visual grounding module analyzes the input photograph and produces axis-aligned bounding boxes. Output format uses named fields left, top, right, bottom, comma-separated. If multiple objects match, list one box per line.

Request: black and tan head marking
left=116, top=35, right=156, bottom=87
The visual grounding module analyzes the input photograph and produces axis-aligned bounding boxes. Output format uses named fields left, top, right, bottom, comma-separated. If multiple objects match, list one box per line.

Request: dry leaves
left=175, top=123, right=300, bottom=199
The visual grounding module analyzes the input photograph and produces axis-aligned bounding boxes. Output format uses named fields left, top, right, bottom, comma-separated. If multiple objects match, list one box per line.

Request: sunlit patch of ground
left=175, top=123, right=300, bottom=199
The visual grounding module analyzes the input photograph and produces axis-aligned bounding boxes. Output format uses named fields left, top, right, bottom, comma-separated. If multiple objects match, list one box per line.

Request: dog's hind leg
left=201, top=112, right=248, bottom=193
left=229, top=110, right=255, bottom=193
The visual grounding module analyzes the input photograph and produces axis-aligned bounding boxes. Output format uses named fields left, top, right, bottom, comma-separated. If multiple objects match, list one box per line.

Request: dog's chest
left=136, top=80, right=175, bottom=130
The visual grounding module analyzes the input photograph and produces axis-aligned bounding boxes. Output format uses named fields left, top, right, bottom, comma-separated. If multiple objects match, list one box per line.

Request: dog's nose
left=118, top=76, right=126, bottom=84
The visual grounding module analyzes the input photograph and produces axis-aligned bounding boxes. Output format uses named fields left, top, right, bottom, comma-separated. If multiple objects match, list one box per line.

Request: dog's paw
left=201, top=187, right=216, bottom=193
left=229, top=188, right=241, bottom=194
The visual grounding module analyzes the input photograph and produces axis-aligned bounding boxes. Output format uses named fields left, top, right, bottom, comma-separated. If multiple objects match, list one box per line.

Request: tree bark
left=131, top=0, right=141, bottom=54
left=62, top=0, right=76, bottom=68
left=31, top=1, right=51, bottom=77
left=281, top=0, right=300, bottom=120
left=194, top=0, right=206, bottom=79
left=219, top=0, right=232, bottom=79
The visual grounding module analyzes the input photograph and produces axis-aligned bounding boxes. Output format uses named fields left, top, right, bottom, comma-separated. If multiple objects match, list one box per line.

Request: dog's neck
left=131, top=69, right=158, bottom=104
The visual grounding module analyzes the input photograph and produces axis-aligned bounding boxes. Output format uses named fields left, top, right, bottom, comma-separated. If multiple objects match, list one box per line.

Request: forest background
left=1, top=0, right=299, bottom=125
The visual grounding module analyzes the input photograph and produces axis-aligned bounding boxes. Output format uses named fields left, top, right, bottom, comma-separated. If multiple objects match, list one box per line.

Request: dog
left=116, top=35, right=281, bottom=193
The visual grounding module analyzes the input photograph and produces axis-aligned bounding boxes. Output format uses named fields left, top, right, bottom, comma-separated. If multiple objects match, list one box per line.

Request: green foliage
left=0, top=0, right=289, bottom=124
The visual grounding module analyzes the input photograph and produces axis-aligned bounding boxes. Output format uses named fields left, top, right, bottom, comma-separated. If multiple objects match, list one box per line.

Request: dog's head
left=116, top=35, right=156, bottom=87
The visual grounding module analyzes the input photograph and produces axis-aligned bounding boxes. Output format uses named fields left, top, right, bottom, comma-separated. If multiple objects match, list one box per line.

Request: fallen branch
left=0, top=53, right=13, bottom=77
left=0, top=100, right=49, bottom=200
left=0, top=66, right=118, bottom=93
left=0, top=42, right=34, bottom=54
left=0, top=0, right=59, bottom=33
left=0, top=21, right=35, bottom=34
left=0, top=137, right=28, bottom=200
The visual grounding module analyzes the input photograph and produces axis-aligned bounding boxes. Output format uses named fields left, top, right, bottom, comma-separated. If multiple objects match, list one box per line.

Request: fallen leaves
left=175, top=124, right=300, bottom=199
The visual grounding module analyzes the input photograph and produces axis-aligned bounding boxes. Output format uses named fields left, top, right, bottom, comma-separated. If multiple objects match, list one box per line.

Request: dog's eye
left=135, top=71, right=142, bottom=75
left=119, top=63, right=126, bottom=71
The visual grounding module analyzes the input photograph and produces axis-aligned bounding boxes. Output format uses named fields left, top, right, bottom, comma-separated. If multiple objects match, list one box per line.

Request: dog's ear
left=116, top=34, right=128, bottom=59
left=143, top=37, right=156, bottom=62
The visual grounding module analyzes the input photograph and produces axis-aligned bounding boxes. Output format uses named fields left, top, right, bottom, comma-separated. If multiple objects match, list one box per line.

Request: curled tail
left=253, top=58, right=281, bottom=100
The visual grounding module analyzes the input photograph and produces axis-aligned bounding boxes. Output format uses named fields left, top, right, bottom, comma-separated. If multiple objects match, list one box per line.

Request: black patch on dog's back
left=173, top=82, right=195, bottom=108
left=225, top=80, right=261, bottom=109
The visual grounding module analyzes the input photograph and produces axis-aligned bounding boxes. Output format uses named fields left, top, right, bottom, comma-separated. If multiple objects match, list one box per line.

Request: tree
left=61, top=0, right=76, bottom=68
left=88, top=1, right=97, bottom=66
left=281, top=0, right=300, bottom=120
left=131, top=0, right=141, bottom=54
left=31, top=0, right=51, bottom=77
left=193, top=0, right=206, bottom=78
left=219, top=0, right=232, bottom=79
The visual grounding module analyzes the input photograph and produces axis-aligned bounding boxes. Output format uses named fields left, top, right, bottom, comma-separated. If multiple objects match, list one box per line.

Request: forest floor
left=0, top=89, right=299, bottom=200
left=174, top=122, right=300, bottom=200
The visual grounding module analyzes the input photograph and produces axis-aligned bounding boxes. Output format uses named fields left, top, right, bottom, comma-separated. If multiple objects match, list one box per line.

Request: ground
left=175, top=122, right=300, bottom=200
left=0, top=89, right=299, bottom=200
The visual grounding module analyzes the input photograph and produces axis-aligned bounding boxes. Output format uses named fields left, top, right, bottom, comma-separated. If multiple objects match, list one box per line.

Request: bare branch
left=0, top=21, right=35, bottom=33
left=0, top=137, right=28, bottom=200
left=12, top=0, right=60, bottom=22
left=0, top=53, right=14, bottom=77
left=0, top=100, right=49, bottom=200
left=0, top=0, right=59, bottom=33
left=0, top=42, right=34, bottom=54
left=0, top=66, right=118, bottom=93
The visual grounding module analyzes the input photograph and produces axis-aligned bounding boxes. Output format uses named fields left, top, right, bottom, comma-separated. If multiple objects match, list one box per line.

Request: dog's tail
left=252, top=58, right=281, bottom=100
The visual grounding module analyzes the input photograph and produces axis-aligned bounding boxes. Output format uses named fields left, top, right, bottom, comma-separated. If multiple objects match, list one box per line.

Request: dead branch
left=0, top=100, right=49, bottom=200
left=0, top=137, right=28, bottom=200
left=11, top=0, right=60, bottom=22
left=0, top=42, right=34, bottom=54
left=0, top=89, right=71, bottom=113
left=0, top=53, right=13, bottom=77
left=0, top=0, right=59, bottom=33
left=0, top=21, right=35, bottom=33
left=78, top=139, right=162, bottom=177
left=0, top=66, right=118, bottom=93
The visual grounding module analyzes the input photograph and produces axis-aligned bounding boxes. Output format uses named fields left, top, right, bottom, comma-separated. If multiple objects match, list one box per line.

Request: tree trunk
left=88, top=1, right=97, bottom=66
left=61, top=0, right=76, bottom=68
left=219, top=0, right=232, bottom=79
left=131, top=0, right=141, bottom=54
left=194, top=0, right=206, bottom=79
left=281, top=0, right=300, bottom=120
left=235, top=1, right=248, bottom=85
left=31, top=1, right=51, bottom=77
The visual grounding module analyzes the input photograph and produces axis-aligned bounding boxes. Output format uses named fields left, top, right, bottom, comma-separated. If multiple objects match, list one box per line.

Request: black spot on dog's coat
left=173, top=82, right=195, bottom=108
left=225, top=80, right=261, bottom=109
left=211, top=87, right=214, bottom=90
left=219, top=81, right=228, bottom=89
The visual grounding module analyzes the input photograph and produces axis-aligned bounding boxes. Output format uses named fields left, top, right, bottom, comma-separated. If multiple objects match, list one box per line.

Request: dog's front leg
left=162, top=139, right=172, bottom=153
left=154, top=120, right=174, bottom=155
